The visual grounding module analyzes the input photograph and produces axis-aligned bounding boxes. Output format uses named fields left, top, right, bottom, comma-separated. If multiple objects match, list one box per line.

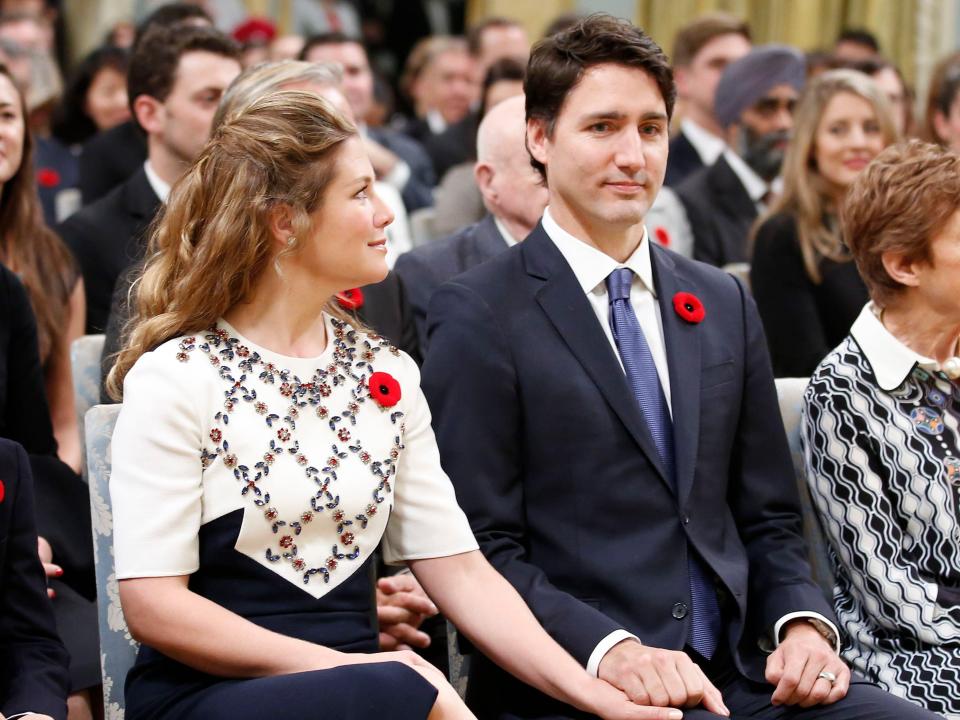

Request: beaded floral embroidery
left=180, top=319, right=405, bottom=585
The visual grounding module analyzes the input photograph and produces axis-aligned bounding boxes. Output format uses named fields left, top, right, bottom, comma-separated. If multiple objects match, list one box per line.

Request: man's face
left=527, top=63, right=669, bottom=236
left=675, top=33, right=751, bottom=116
left=477, top=24, right=530, bottom=73
left=414, top=49, right=477, bottom=124
left=731, top=83, right=798, bottom=180
left=304, top=41, right=373, bottom=122
left=158, top=51, right=241, bottom=164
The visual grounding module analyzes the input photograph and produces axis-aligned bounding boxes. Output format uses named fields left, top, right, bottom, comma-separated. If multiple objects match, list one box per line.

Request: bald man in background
left=394, top=95, right=547, bottom=351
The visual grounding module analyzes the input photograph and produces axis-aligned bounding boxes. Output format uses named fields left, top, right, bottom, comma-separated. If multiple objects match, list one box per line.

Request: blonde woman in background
left=750, top=69, right=897, bottom=377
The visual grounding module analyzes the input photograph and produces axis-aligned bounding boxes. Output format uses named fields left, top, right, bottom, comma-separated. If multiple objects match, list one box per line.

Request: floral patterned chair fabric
left=774, top=377, right=835, bottom=600
left=71, top=334, right=105, bottom=477
left=85, top=403, right=136, bottom=719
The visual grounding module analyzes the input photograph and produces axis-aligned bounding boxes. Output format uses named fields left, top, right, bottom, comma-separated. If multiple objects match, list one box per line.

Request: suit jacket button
left=672, top=602, right=688, bottom=619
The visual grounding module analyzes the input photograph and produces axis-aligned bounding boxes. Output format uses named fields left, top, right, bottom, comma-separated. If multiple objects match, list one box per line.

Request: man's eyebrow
left=579, top=110, right=669, bottom=123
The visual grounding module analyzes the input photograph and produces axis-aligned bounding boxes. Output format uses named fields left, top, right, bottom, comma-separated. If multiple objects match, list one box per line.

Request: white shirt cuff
left=586, top=629, right=639, bottom=677
left=383, top=159, right=411, bottom=191
left=7, top=713, right=40, bottom=719
left=770, top=611, right=841, bottom=653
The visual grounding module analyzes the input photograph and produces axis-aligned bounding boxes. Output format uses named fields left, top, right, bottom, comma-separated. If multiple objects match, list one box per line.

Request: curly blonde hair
left=107, top=90, right=356, bottom=399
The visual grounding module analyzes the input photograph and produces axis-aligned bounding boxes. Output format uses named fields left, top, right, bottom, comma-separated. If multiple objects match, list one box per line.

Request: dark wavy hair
left=0, top=63, right=76, bottom=363
left=524, top=14, right=675, bottom=180
left=51, top=45, right=130, bottom=145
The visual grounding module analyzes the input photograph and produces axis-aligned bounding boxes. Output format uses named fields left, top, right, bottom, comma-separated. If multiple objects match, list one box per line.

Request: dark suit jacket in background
left=58, top=166, right=160, bottom=334
left=77, top=120, right=147, bottom=205
left=664, top=130, right=704, bottom=187
left=423, top=111, right=478, bottom=182
left=0, top=438, right=70, bottom=720
left=675, top=155, right=758, bottom=267
left=393, top=214, right=506, bottom=351
left=751, top=212, right=868, bottom=377
left=368, top=126, right=436, bottom=211
left=421, top=226, right=833, bottom=718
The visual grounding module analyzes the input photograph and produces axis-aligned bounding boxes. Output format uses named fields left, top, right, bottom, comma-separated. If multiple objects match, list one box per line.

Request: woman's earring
left=287, top=236, right=297, bottom=248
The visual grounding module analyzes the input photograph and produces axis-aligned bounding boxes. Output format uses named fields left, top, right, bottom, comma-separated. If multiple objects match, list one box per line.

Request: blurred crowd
left=3, top=1, right=960, bottom=719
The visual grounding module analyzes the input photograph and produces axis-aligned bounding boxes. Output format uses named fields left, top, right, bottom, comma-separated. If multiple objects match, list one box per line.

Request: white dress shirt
left=680, top=118, right=726, bottom=167
left=722, top=149, right=783, bottom=213
left=493, top=216, right=520, bottom=248
left=143, top=160, right=171, bottom=204
left=541, top=206, right=839, bottom=675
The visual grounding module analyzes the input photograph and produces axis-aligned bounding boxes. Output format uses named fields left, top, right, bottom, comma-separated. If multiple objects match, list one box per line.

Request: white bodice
left=111, top=315, right=477, bottom=599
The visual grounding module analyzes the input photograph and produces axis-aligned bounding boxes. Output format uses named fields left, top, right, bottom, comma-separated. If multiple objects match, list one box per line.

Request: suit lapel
left=523, top=227, right=671, bottom=488
left=651, top=246, right=701, bottom=504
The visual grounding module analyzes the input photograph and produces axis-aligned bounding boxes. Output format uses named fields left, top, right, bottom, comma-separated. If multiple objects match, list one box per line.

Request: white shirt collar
left=721, top=147, right=775, bottom=204
left=493, top=216, right=519, bottom=247
left=541, top=206, right=655, bottom=298
left=851, top=302, right=959, bottom=390
left=143, top=160, right=171, bottom=203
left=426, top=109, right=447, bottom=134
left=681, top=118, right=725, bottom=166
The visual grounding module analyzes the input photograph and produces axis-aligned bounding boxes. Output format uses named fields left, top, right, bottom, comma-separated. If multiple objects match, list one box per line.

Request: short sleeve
left=110, top=346, right=205, bottom=578
left=380, top=357, right=478, bottom=564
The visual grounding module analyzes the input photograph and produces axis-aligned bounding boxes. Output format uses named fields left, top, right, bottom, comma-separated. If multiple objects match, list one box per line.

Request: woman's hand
left=37, top=536, right=62, bottom=599
left=376, top=573, right=438, bottom=650
left=574, top=676, right=686, bottom=720
left=338, top=650, right=474, bottom=718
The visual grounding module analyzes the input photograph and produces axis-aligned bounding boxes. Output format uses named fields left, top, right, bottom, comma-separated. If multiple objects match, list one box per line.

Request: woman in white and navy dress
left=802, top=140, right=960, bottom=719
left=105, top=90, right=668, bottom=720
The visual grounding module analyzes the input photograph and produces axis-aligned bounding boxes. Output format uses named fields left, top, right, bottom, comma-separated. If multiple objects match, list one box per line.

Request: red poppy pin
left=0, top=479, right=5, bottom=503
left=36, top=168, right=61, bottom=188
left=654, top=226, right=671, bottom=247
left=673, top=292, right=705, bottom=324
left=336, top=288, right=364, bottom=311
left=369, top=371, right=401, bottom=408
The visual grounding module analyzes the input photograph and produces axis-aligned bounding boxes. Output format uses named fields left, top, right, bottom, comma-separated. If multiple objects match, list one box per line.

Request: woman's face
left=0, top=74, right=25, bottom=186
left=84, top=65, right=130, bottom=132
left=935, top=93, right=960, bottom=153
left=813, top=91, right=886, bottom=194
left=297, top=136, right=394, bottom=292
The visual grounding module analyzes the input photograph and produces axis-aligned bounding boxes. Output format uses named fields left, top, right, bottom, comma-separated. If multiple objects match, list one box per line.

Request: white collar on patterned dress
left=851, top=301, right=960, bottom=391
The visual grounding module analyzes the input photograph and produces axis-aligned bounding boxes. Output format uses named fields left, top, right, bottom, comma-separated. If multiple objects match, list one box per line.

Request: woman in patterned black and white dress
left=802, top=140, right=960, bottom=719
left=104, top=90, right=702, bottom=720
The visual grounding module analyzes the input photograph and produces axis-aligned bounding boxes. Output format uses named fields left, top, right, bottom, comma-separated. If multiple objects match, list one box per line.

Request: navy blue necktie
left=606, top=267, right=722, bottom=659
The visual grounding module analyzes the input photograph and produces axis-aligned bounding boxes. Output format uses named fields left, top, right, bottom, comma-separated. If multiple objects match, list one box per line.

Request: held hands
left=37, top=536, right=62, bottom=599
left=765, top=620, right=849, bottom=707
left=376, top=573, right=438, bottom=651
left=598, top=639, right=729, bottom=717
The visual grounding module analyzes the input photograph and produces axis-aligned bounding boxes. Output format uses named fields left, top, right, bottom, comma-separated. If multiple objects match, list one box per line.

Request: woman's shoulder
left=332, top=317, right=420, bottom=394
left=754, top=211, right=800, bottom=247
left=124, top=331, right=217, bottom=396
left=805, top=334, right=875, bottom=402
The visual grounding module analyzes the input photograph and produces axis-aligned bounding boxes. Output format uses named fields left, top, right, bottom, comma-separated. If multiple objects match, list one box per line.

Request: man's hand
left=37, top=536, right=61, bottom=599
left=598, top=639, right=728, bottom=716
left=766, top=620, right=849, bottom=707
left=376, top=574, right=438, bottom=651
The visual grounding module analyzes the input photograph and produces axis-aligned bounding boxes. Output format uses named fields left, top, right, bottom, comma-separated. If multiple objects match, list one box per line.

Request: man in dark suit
left=421, top=15, right=934, bottom=720
left=676, top=46, right=804, bottom=268
left=58, top=25, right=242, bottom=333
left=301, top=33, right=436, bottom=211
left=394, top=95, right=546, bottom=350
left=665, top=14, right=751, bottom=187
left=0, top=438, right=70, bottom=720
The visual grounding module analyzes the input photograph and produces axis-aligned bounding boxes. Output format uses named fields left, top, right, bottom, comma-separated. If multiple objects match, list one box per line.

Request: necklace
left=178, top=319, right=405, bottom=585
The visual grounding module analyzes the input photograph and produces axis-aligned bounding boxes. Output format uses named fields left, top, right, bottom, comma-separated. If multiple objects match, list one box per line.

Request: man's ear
left=880, top=249, right=922, bottom=289
left=474, top=162, right=495, bottom=201
left=526, top=117, right=549, bottom=170
left=132, top=94, right=162, bottom=136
